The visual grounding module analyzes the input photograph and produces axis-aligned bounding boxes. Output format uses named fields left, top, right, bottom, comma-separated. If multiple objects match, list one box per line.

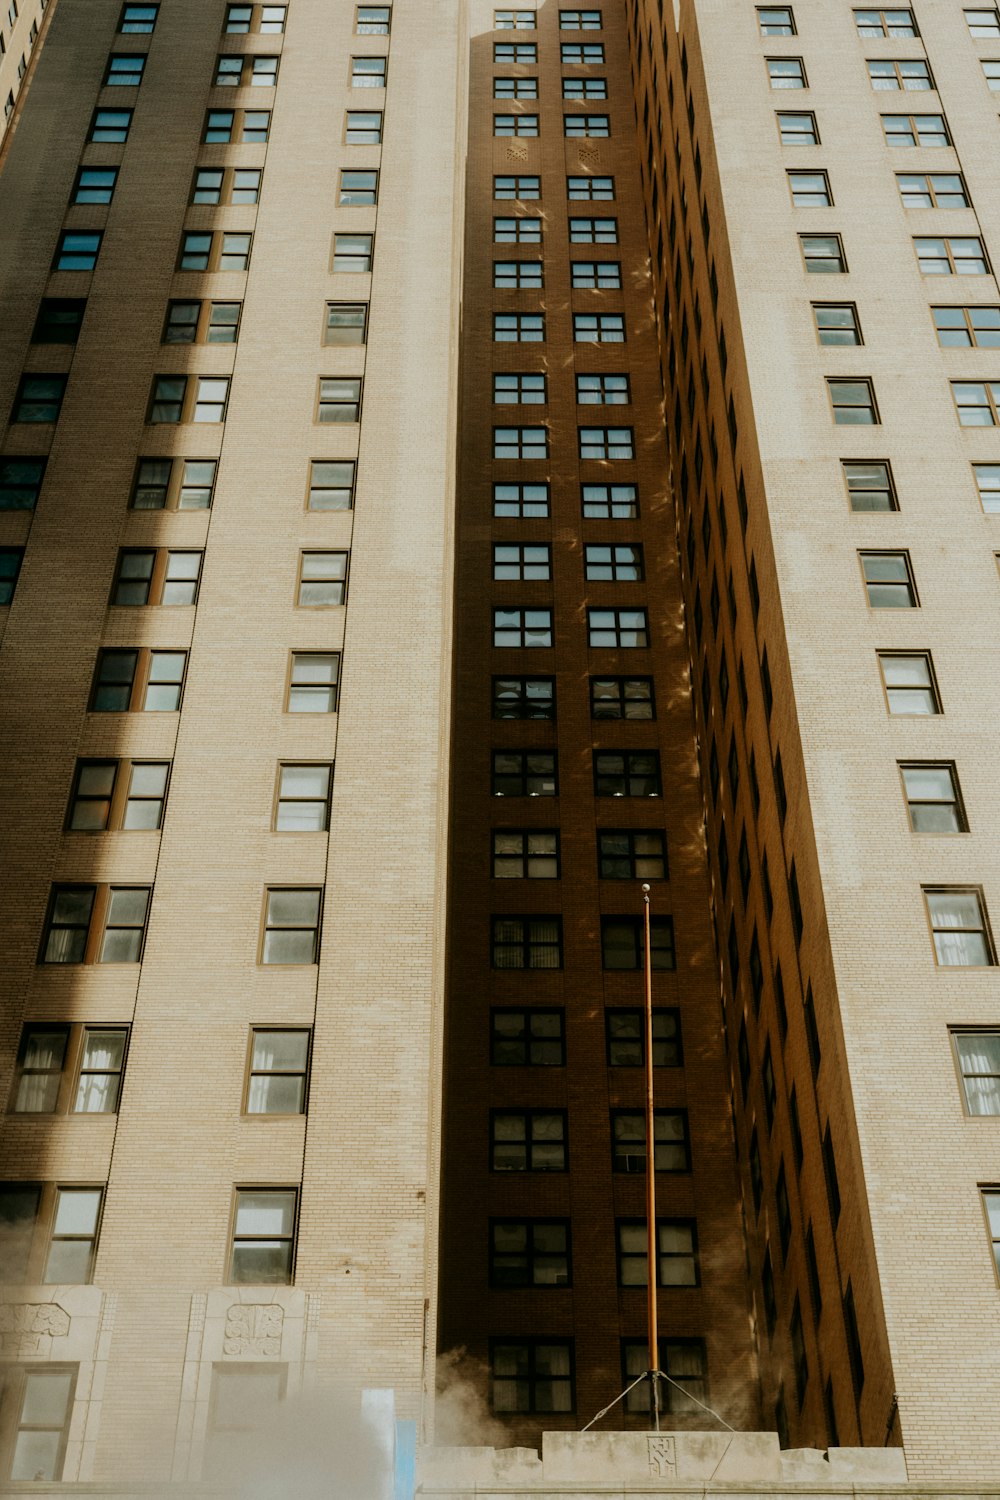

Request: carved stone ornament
left=0, top=1302, right=70, bottom=1356
left=647, top=1435, right=677, bottom=1478
left=223, top=1303, right=283, bottom=1357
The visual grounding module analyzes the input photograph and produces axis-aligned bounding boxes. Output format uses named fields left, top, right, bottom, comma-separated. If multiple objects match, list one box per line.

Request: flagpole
left=642, top=882, right=660, bottom=1432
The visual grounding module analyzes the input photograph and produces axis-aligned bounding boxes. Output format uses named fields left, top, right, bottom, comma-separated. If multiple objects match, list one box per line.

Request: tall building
left=0, top=0, right=54, bottom=143
left=2, top=0, right=1000, bottom=1490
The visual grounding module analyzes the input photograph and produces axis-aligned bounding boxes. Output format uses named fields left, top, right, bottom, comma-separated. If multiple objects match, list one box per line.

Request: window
left=72, top=166, right=119, bottom=204
left=148, top=375, right=230, bottom=424
left=491, top=915, right=562, bottom=967
left=494, top=834, right=560, bottom=876
left=178, top=231, right=252, bottom=271
left=316, top=377, right=362, bottom=424
left=202, top=108, right=270, bottom=142
left=915, top=236, right=988, bottom=274
left=814, top=303, right=862, bottom=344
left=953, top=380, right=1000, bottom=425
left=933, top=305, right=1000, bottom=347
left=611, top=1109, right=689, bottom=1171
left=111, top=548, right=202, bottom=606
left=758, top=6, right=795, bottom=33
left=974, top=463, right=1000, bottom=512
left=324, top=303, right=367, bottom=346
left=883, top=112, right=949, bottom=146
left=245, top=1030, right=310, bottom=1113
left=898, top=172, right=968, bottom=209
left=90, top=648, right=187, bottom=712
left=494, top=373, right=546, bottom=404
left=587, top=608, right=648, bottom=646
left=491, top=1110, right=566, bottom=1170
left=225, top=3, right=287, bottom=29
left=617, top=1219, right=698, bottom=1286
left=163, top=300, right=241, bottom=344
left=287, top=653, right=340, bottom=712
left=494, top=481, right=549, bottom=515
left=493, top=607, right=554, bottom=646
left=356, top=5, right=391, bottom=32
left=568, top=173, right=614, bottom=198
left=493, top=426, right=547, bottom=459
left=879, top=651, right=940, bottom=714
left=495, top=76, right=538, bottom=98
left=10, top=1025, right=129, bottom=1113
left=0, top=548, right=23, bottom=604
left=494, top=216, right=542, bottom=242
left=563, top=77, right=607, bottom=98
left=494, top=260, right=543, bottom=287
left=860, top=550, right=917, bottom=606
left=345, top=109, right=382, bottom=143
left=571, top=261, right=621, bottom=287
left=569, top=215, right=617, bottom=242
left=490, top=1341, right=573, bottom=1413
left=229, top=1188, right=297, bottom=1283
left=582, top=483, right=637, bottom=518
left=623, top=1339, right=708, bottom=1415
left=351, top=55, right=386, bottom=87
left=0, top=1365, right=77, bottom=1480
left=899, top=762, right=966, bottom=833
left=492, top=750, right=556, bottom=797
left=562, top=41, right=604, bottom=60
left=590, top=675, right=653, bottom=718
left=491, top=1010, right=565, bottom=1065
left=494, top=174, right=540, bottom=198
left=104, top=52, right=145, bottom=85
left=494, top=112, right=538, bottom=136
left=953, top=1031, right=1000, bottom=1113
left=799, top=233, right=846, bottom=272
left=983, top=59, right=1000, bottom=88
left=214, top=53, right=279, bottom=86
left=767, top=57, right=806, bottom=88
left=777, top=111, right=818, bottom=145
left=131, top=457, right=217, bottom=511
left=564, top=113, right=609, bottom=136
left=494, top=312, right=546, bottom=341
left=67, top=758, right=169, bottom=831
left=495, top=9, right=537, bottom=26
left=843, top=459, right=897, bottom=511
left=788, top=169, right=832, bottom=205
left=339, top=169, right=378, bottom=204
left=297, top=551, right=349, bottom=606
left=601, top=915, right=674, bottom=969
left=868, top=58, right=932, bottom=89
left=490, top=1221, right=570, bottom=1284
left=577, top=374, right=630, bottom=406
left=495, top=40, right=537, bottom=60
left=307, top=456, right=358, bottom=516
left=273, top=763, right=332, bottom=832
left=493, top=543, right=551, bottom=579
left=53, top=232, right=101, bottom=272
left=261, top=888, right=322, bottom=964
left=579, top=427, right=633, bottom=459
left=41, top=885, right=150, bottom=964
left=594, top=750, right=660, bottom=797
left=11, top=375, right=65, bottom=423
left=828, top=378, right=878, bottom=424
left=332, top=233, right=374, bottom=272
left=967, top=5, right=1000, bottom=32
left=89, top=107, right=132, bottom=141
left=606, top=1008, right=681, bottom=1066
left=598, top=830, right=666, bottom=880
left=560, top=9, right=602, bottom=26
left=119, top=3, right=158, bottom=29
left=191, top=167, right=262, bottom=204
left=854, top=7, right=917, bottom=34
left=492, top=676, right=555, bottom=719
left=925, top=887, right=994, bottom=965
